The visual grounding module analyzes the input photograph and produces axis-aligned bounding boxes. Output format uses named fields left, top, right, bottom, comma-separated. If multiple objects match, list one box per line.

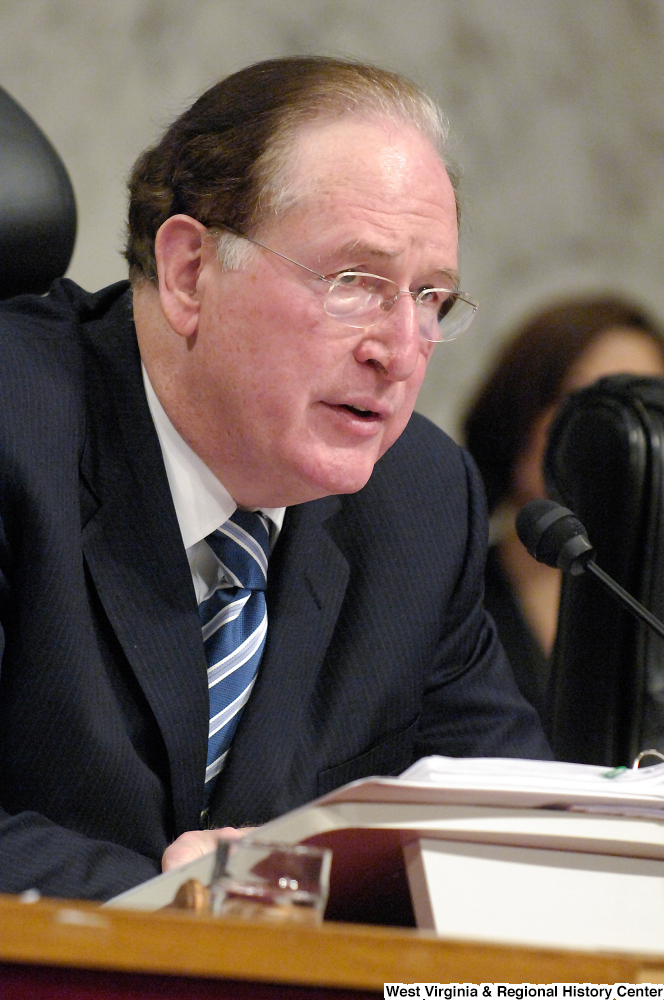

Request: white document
left=405, top=837, right=664, bottom=953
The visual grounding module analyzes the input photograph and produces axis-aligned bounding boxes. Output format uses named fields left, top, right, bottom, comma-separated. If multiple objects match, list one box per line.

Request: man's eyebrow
left=330, top=239, right=400, bottom=262
left=318, top=240, right=460, bottom=286
left=429, top=266, right=460, bottom=288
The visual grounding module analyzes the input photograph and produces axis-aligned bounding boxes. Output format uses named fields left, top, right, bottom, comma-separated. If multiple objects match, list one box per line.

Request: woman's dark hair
left=463, top=295, right=664, bottom=514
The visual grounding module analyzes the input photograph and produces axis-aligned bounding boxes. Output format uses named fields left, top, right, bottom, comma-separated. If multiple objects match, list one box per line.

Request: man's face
left=179, top=116, right=459, bottom=507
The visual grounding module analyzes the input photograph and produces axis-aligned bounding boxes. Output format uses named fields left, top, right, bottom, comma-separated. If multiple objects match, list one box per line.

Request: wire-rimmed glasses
left=211, top=226, right=478, bottom=343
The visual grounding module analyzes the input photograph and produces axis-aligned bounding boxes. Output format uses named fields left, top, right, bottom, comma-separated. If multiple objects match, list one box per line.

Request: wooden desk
left=1, top=893, right=664, bottom=998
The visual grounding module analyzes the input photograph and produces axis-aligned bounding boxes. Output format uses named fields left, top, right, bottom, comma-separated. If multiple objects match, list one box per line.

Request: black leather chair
left=545, top=374, right=664, bottom=766
left=0, top=85, right=76, bottom=300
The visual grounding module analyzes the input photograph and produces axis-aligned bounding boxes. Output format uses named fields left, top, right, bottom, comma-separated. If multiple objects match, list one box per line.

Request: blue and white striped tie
left=198, top=510, right=270, bottom=799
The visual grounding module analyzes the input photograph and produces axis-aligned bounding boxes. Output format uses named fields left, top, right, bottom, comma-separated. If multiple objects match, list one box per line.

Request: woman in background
left=463, top=295, right=664, bottom=721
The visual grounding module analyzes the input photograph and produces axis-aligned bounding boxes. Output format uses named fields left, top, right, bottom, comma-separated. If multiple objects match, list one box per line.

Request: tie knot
left=206, top=510, right=270, bottom=591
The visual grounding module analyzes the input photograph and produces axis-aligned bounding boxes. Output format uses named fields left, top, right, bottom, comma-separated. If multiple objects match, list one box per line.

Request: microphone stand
left=516, top=499, right=664, bottom=642
left=583, top=559, right=664, bottom=641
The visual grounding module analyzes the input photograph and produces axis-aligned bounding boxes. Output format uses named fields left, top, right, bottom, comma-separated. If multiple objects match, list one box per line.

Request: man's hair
left=125, top=56, right=456, bottom=282
left=463, top=295, right=664, bottom=515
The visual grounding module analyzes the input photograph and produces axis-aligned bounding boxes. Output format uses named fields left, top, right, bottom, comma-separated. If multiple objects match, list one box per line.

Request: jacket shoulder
left=0, top=279, right=131, bottom=339
left=374, top=410, right=473, bottom=496
left=0, top=278, right=132, bottom=382
left=0, top=280, right=133, bottom=454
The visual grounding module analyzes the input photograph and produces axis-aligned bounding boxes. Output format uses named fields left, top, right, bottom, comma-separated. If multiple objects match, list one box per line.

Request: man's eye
left=417, top=287, right=445, bottom=306
left=417, top=287, right=457, bottom=314
left=334, top=272, right=363, bottom=286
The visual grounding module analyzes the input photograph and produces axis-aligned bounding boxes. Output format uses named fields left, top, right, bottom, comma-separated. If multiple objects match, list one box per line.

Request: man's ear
left=154, top=215, right=209, bottom=337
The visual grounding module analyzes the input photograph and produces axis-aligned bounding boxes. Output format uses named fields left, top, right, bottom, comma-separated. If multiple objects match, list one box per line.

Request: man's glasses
left=212, top=226, right=478, bottom=344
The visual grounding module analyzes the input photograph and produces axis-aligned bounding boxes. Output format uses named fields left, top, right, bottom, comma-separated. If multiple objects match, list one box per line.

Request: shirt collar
left=142, top=365, right=285, bottom=549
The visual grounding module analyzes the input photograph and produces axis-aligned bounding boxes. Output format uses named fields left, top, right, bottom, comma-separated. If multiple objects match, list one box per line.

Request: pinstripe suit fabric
left=0, top=280, right=550, bottom=902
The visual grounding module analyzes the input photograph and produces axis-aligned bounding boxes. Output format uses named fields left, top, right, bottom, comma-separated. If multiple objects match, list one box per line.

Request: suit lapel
left=79, top=291, right=208, bottom=835
left=74, top=287, right=352, bottom=832
left=210, top=495, right=349, bottom=824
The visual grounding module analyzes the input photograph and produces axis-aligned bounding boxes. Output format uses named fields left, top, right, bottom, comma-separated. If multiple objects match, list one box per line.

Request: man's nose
left=353, top=293, right=424, bottom=381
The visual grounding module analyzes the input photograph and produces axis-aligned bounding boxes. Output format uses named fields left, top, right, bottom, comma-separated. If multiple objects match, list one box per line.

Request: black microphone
left=515, top=499, right=593, bottom=575
left=516, top=498, right=664, bottom=641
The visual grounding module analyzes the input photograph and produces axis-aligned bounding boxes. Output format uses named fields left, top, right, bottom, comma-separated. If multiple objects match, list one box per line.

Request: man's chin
left=291, top=457, right=377, bottom=504
left=317, top=470, right=376, bottom=499
left=242, top=445, right=381, bottom=507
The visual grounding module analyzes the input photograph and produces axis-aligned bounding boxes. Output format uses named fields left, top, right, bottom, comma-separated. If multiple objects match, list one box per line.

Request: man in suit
left=0, top=57, right=549, bottom=901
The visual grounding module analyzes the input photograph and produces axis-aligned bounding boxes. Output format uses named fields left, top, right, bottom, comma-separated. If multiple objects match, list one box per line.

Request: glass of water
left=210, top=839, right=332, bottom=925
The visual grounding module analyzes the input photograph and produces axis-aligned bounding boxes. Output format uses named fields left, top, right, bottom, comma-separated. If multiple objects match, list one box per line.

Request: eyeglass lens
left=323, top=272, right=476, bottom=342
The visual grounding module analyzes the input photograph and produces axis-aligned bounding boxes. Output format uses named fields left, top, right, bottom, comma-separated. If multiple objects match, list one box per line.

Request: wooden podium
left=2, top=893, right=664, bottom=998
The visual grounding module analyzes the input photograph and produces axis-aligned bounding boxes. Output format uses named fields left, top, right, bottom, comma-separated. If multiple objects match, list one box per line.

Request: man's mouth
left=340, top=404, right=380, bottom=419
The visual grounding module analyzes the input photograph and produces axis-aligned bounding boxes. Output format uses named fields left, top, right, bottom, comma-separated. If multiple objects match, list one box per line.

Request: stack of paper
left=395, top=754, right=664, bottom=817
left=107, top=755, right=664, bottom=930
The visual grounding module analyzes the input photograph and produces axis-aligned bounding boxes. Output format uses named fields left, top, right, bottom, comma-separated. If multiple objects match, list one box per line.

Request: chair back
left=545, top=374, right=664, bottom=765
left=0, top=86, right=76, bottom=299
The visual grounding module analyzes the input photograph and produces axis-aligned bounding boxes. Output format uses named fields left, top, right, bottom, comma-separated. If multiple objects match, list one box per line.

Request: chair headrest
left=0, top=86, right=77, bottom=300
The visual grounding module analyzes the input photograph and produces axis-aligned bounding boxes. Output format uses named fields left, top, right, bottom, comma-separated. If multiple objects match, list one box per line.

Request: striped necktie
left=198, top=510, right=270, bottom=799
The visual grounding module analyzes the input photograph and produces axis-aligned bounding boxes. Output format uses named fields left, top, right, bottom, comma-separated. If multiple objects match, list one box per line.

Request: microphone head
left=515, top=499, right=594, bottom=574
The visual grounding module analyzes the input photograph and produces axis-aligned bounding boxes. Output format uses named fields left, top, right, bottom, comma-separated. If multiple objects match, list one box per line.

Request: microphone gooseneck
left=516, top=499, right=664, bottom=641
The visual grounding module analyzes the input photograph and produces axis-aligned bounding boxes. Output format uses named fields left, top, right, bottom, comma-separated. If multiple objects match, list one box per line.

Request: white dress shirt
left=142, top=366, right=285, bottom=605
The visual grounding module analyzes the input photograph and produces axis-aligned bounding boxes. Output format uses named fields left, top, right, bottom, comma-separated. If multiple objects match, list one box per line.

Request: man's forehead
left=270, top=117, right=457, bottom=257
left=289, top=114, right=448, bottom=187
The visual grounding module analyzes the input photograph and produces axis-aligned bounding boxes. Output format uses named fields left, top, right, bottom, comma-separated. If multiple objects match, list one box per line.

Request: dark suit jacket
left=0, top=280, right=550, bottom=900
left=483, top=546, right=550, bottom=724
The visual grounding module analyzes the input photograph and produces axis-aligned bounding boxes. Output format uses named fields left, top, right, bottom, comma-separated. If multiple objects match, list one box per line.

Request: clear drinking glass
left=209, top=839, right=332, bottom=925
